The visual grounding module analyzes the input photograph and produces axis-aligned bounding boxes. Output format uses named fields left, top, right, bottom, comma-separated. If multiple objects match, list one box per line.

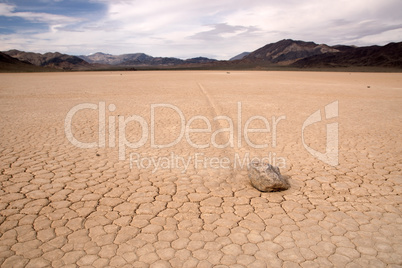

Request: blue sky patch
left=0, top=15, right=48, bottom=34
left=9, top=0, right=107, bottom=17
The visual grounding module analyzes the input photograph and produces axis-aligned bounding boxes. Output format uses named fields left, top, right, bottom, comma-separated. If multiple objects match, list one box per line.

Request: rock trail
left=0, top=71, right=401, bottom=267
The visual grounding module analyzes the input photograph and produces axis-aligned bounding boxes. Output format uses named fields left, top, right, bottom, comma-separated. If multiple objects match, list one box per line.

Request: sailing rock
left=248, top=161, right=290, bottom=192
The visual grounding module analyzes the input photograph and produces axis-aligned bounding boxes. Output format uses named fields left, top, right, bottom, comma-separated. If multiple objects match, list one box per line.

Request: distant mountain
left=4, top=50, right=91, bottom=70
left=2, top=39, right=401, bottom=72
left=78, top=52, right=116, bottom=64
left=79, top=53, right=217, bottom=66
left=120, top=55, right=182, bottom=66
left=0, top=52, right=53, bottom=72
left=79, top=52, right=151, bottom=65
left=185, top=57, right=218, bottom=64
left=331, top=45, right=357, bottom=52
left=292, top=42, right=402, bottom=68
left=230, top=52, right=250, bottom=61
left=242, top=39, right=339, bottom=65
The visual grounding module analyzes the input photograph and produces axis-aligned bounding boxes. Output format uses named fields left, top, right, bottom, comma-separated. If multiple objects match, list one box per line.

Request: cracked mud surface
left=0, top=71, right=401, bottom=267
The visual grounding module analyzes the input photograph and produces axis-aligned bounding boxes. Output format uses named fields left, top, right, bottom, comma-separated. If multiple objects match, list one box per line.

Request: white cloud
left=0, top=0, right=401, bottom=59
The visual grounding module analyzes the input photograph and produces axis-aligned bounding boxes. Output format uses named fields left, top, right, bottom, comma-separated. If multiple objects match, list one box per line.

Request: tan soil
left=0, top=71, right=401, bottom=267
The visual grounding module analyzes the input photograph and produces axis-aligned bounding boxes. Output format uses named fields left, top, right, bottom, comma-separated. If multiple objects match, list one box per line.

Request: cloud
left=191, top=23, right=260, bottom=41
left=0, top=3, right=82, bottom=25
left=0, top=0, right=401, bottom=59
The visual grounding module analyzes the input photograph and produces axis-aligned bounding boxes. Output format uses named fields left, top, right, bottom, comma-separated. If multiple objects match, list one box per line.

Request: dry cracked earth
left=0, top=71, right=401, bottom=267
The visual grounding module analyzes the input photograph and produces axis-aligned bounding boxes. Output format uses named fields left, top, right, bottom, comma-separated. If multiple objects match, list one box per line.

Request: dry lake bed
left=0, top=71, right=401, bottom=267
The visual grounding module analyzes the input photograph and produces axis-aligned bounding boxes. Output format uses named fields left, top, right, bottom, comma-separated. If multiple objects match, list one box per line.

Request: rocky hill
left=0, top=52, right=55, bottom=72
left=291, top=42, right=402, bottom=68
left=242, top=39, right=339, bottom=65
left=3, top=50, right=91, bottom=70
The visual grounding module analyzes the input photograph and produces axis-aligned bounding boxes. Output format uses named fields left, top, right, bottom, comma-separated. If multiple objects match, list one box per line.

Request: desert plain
left=0, top=70, right=401, bottom=267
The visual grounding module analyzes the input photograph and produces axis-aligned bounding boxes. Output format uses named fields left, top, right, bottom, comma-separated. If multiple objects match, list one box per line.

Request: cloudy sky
left=0, top=0, right=401, bottom=60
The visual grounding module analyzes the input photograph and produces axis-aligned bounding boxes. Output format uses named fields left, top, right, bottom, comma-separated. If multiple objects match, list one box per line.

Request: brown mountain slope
left=292, top=42, right=402, bottom=68
left=242, top=39, right=339, bottom=65
left=4, top=50, right=91, bottom=70
left=0, top=52, right=55, bottom=72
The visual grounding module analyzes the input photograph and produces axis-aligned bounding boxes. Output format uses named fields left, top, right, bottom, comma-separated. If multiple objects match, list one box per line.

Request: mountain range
left=0, top=52, right=54, bottom=72
left=79, top=52, right=218, bottom=66
left=4, top=50, right=91, bottom=70
left=1, top=39, right=401, bottom=71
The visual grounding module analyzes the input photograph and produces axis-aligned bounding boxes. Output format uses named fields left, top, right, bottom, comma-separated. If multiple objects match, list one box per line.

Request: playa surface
left=0, top=71, right=401, bottom=267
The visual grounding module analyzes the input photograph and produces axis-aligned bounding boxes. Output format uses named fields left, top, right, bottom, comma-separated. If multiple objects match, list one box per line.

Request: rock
left=248, top=161, right=290, bottom=192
